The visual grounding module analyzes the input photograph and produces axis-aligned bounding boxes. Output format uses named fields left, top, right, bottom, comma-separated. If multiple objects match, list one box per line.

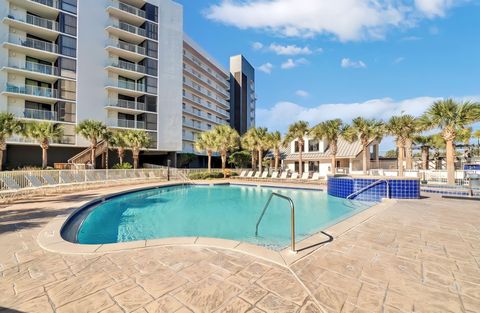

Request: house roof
left=278, top=137, right=370, bottom=161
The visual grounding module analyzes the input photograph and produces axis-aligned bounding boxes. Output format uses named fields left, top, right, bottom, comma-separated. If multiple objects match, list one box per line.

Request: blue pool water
left=76, top=184, right=373, bottom=250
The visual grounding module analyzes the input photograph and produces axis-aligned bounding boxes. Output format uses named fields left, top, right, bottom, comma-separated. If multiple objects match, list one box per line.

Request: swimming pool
left=65, top=184, right=373, bottom=250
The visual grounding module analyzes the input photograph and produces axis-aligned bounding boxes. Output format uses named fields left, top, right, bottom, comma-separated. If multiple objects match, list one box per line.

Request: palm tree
left=283, top=121, right=309, bottom=176
left=241, top=128, right=258, bottom=171
left=124, top=130, right=150, bottom=169
left=109, top=130, right=128, bottom=165
left=23, top=122, right=64, bottom=169
left=76, top=120, right=107, bottom=168
left=414, top=135, right=434, bottom=170
left=211, top=125, right=239, bottom=176
left=386, top=115, right=416, bottom=176
left=267, top=131, right=282, bottom=172
left=0, top=113, right=21, bottom=171
left=403, top=116, right=420, bottom=170
left=344, top=117, right=384, bottom=174
left=194, top=131, right=216, bottom=172
left=419, top=99, right=480, bottom=184
left=474, top=129, right=480, bottom=145
left=250, top=127, right=269, bottom=173
left=310, top=119, right=345, bottom=174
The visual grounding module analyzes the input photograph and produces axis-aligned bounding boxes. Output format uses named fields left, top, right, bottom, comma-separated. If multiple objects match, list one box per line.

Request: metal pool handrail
left=346, top=179, right=390, bottom=200
left=255, top=192, right=296, bottom=253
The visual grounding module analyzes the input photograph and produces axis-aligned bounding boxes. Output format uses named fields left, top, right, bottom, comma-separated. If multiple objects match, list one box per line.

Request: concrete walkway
left=0, top=182, right=479, bottom=312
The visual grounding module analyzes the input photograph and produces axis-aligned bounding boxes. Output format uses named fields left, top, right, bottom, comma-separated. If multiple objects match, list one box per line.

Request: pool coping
left=37, top=181, right=397, bottom=267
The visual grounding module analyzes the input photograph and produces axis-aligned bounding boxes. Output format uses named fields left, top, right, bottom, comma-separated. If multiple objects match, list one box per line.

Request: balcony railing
left=183, top=91, right=229, bottom=117
left=107, top=80, right=145, bottom=92
left=112, top=21, right=146, bottom=37
left=109, top=40, right=146, bottom=56
left=113, top=1, right=146, bottom=18
left=109, top=59, right=146, bottom=74
left=7, top=59, right=58, bottom=76
left=24, top=108, right=58, bottom=121
left=31, top=0, right=59, bottom=9
left=106, top=99, right=147, bottom=111
left=26, top=13, right=58, bottom=30
left=107, top=119, right=145, bottom=129
left=182, top=119, right=211, bottom=131
left=8, top=134, right=75, bottom=145
left=8, top=34, right=58, bottom=54
left=183, top=78, right=229, bottom=107
left=5, top=84, right=59, bottom=99
left=183, top=106, right=227, bottom=125
left=182, top=133, right=197, bottom=141
left=183, top=64, right=230, bottom=99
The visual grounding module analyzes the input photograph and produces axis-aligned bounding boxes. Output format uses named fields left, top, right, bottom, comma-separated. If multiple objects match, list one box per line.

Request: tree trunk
left=258, top=149, right=263, bottom=172
left=405, top=139, right=413, bottom=169
left=0, top=148, right=4, bottom=172
left=91, top=145, right=96, bottom=169
left=274, top=148, right=279, bottom=172
left=221, top=151, right=227, bottom=177
left=133, top=149, right=139, bottom=169
left=251, top=150, right=256, bottom=171
left=118, top=148, right=124, bottom=165
left=362, top=144, right=368, bottom=174
left=446, top=139, right=455, bottom=185
left=397, top=144, right=405, bottom=177
left=331, top=141, right=338, bottom=174
left=41, top=145, right=48, bottom=169
left=207, top=150, right=212, bottom=173
left=421, top=146, right=429, bottom=170
left=298, top=142, right=303, bottom=176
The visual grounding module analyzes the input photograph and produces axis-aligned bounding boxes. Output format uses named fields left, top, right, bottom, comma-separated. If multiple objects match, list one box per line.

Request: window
left=143, top=2, right=158, bottom=23
left=308, top=161, right=319, bottom=172
left=59, top=13, right=76, bottom=36
left=308, top=139, right=319, bottom=152
left=294, top=141, right=304, bottom=153
left=145, top=77, right=157, bottom=94
left=60, top=0, right=77, bottom=14
left=57, top=35, right=76, bottom=57
left=56, top=57, right=76, bottom=79
left=295, top=162, right=300, bottom=173
left=143, top=21, right=158, bottom=40
left=56, top=79, right=76, bottom=101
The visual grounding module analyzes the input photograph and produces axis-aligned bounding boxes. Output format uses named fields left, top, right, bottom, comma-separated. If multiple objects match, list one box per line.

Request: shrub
left=112, top=162, right=133, bottom=169
left=188, top=171, right=224, bottom=180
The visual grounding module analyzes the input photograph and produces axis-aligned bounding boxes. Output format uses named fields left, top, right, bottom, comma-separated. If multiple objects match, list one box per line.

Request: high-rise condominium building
left=0, top=0, right=255, bottom=168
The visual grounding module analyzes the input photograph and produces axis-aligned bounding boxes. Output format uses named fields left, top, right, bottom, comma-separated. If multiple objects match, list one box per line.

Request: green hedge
left=188, top=171, right=238, bottom=180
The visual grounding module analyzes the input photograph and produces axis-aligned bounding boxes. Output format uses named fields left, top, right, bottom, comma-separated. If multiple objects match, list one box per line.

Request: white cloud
left=256, top=95, right=480, bottom=134
left=268, top=43, right=312, bottom=55
left=295, top=90, right=309, bottom=97
left=252, top=41, right=263, bottom=50
left=205, top=0, right=465, bottom=42
left=394, top=57, right=405, bottom=64
left=281, top=58, right=309, bottom=69
left=258, top=62, right=274, bottom=74
left=341, top=58, right=367, bottom=69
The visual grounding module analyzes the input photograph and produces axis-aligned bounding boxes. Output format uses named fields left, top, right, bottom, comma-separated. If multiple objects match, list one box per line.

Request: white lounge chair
left=1, top=177, right=21, bottom=190
left=60, top=172, right=75, bottom=184
left=254, top=171, right=262, bottom=178
left=301, top=172, right=309, bottom=180
left=290, top=172, right=299, bottom=179
left=279, top=172, right=289, bottom=179
left=261, top=171, right=269, bottom=178
left=246, top=171, right=254, bottom=178
left=310, top=172, right=320, bottom=180
left=25, top=175, right=46, bottom=188
left=148, top=171, right=156, bottom=178
left=43, top=174, right=58, bottom=185
left=271, top=171, right=279, bottom=179
left=239, top=171, right=247, bottom=178
left=73, top=172, right=85, bottom=183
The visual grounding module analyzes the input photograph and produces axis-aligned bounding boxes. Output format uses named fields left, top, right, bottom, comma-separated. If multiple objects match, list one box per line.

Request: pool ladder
left=255, top=192, right=296, bottom=253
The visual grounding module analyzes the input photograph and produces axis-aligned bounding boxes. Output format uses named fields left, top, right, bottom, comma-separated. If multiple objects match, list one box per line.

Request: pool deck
left=1, top=180, right=479, bottom=312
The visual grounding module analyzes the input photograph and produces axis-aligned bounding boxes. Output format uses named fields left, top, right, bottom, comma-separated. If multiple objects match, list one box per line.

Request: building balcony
left=105, top=99, right=155, bottom=114
left=183, top=106, right=227, bottom=125
left=8, top=134, right=76, bottom=145
left=105, top=59, right=146, bottom=80
left=105, top=40, right=148, bottom=62
left=183, top=51, right=229, bottom=89
left=105, top=79, right=149, bottom=97
left=2, top=59, right=61, bottom=83
left=183, top=91, right=229, bottom=118
left=3, top=83, right=62, bottom=104
left=4, top=34, right=59, bottom=61
left=3, top=13, right=59, bottom=40
left=183, top=78, right=229, bottom=108
left=183, top=64, right=230, bottom=99
left=107, top=1, right=147, bottom=26
left=182, top=119, right=211, bottom=132
left=107, top=118, right=146, bottom=130
left=106, top=21, right=149, bottom=44
left=182, top=132, right=197, bottom=142
left=7, top=0, right=60, bottom=19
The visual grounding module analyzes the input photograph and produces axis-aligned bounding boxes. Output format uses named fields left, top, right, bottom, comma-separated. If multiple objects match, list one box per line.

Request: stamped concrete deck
left=0, top=181, right=479, bottom=313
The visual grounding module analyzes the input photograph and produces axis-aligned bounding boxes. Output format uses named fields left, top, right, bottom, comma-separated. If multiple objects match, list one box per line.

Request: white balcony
left=7, top=0, right=60, bottom=19
left=106, top=21, right=148, bottom=44
left=3, top=13, right=59, bottom=40
left=107, top=1, right=147, bottom=26
left=183, top=64, right=230, bottom=99
left=105, top=99, right=155, bottom=114
left=105, top=40, right=148, bottom=62
left=2, top=59, right=61, bottom=83
left=8, top=134, right=76, bottom=145
left=183, top=51, right=229, bottom=89
left=182, top=132, right=197, bottom=142
left=183, top=91, right=229, bottom=118
left=105, top=79, right=149, bottom=97
left=182, top=119, right=211, bottom=132
left=107, top=118, right=146, bottom=130
left=3, top=83, right=61, bottom=103
left=183, top=77, right=229, bottom=108
left=4, top=34, right=59, bottom=61
left=183, top=106, right=227, bottom=125
left=105, top=59, right=146, bottom=80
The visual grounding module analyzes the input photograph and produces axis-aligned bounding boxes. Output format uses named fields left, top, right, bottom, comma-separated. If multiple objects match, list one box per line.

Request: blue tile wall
left=328, top=176, right=420, bottom=201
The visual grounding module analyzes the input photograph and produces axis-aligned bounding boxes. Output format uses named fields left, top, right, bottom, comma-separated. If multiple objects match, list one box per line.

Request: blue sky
left=177, top=0, right=480, bottom=149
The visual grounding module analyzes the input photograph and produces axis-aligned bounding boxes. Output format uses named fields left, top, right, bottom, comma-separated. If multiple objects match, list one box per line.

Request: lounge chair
left=310, top=172, right=320, bottom=181
left=246, top=171, right=254, bottom=178
left=290, top=172, right=299, bottom=180
left=279, top=172, right=289, bottom=179
left=73, top=172, right=85, bottom=183
left=261, top=171, right=268, bottom=178
left=1, top=177, right=21, bottom=190
left=254, top=171, right=262, bottom=178
left=238, top=170, right=247, bottom=178
left=138, top=171, right=147, bottom=179
left=43, top=174, right=58, bottom=185
left=0, top=177, right=35, bottom=199
left=25, top=175, right=46, bottom=188
left=148, top=171, right=156, bottom=178
left=301, top=172, right=309, bottom=180
left=271, top=171, right=279, bottom=179
left=60, top=172, right=75, bottom=184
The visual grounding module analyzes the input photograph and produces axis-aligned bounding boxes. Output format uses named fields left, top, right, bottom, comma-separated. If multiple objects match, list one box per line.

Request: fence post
left=167, top=160, right=171, bottom=181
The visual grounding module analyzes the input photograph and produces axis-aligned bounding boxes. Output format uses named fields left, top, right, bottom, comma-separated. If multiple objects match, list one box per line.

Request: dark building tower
left=229, top=55, right=255, bottom=135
